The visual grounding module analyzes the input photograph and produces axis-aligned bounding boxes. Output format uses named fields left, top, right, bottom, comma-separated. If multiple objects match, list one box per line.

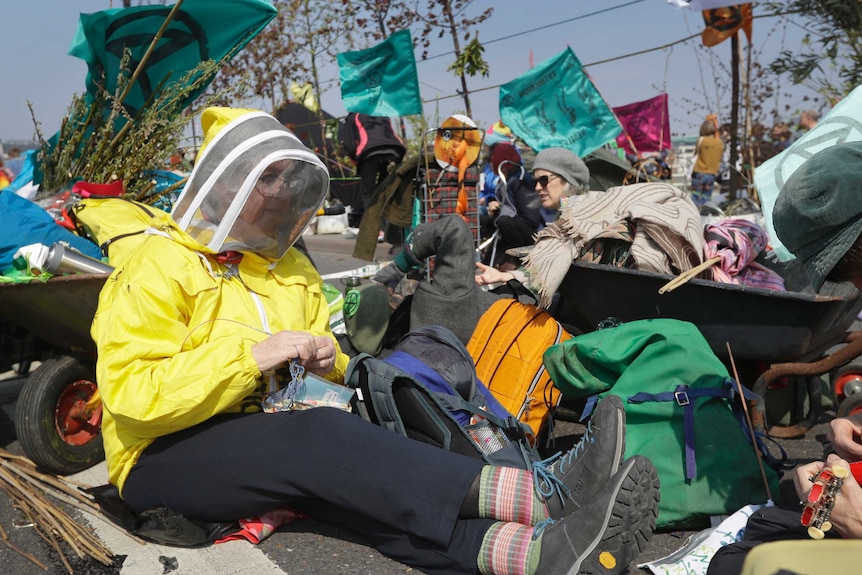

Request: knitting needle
left=726, top=341, right=774, bottom=504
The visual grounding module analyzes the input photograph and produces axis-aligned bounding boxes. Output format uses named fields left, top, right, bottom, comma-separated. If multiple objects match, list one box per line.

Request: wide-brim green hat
left=774, top=141, right=862, bottom=291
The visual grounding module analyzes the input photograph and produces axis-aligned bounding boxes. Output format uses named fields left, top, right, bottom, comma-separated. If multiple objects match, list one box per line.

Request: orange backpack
left=466, top=298, right=572, bottom=443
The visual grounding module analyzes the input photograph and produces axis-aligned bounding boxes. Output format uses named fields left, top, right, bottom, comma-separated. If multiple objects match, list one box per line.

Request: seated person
left=485, top=143, right=547, bottom=269
left=476, top=147, right=703, bottom=308
left=707, top=142, right=862, bottom=574
left=475, top=147, right=594, bottom=291
left=93, top=106, right=659, bottom=575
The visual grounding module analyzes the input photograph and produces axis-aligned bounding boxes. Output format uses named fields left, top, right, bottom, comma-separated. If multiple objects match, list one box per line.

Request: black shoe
left=536, top=395, right=626, bottom=518
left=534, top=455, right=660, bottom=575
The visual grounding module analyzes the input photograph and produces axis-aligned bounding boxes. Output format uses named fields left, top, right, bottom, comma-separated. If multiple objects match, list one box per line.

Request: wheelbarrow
left=0, top=273, right=108, bottom=474
left=551, top=259, right=862, bottom=438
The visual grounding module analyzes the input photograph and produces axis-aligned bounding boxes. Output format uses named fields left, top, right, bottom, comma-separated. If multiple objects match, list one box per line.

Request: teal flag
left=500, top=48, right=621, bottom=156
left=69, top=0, right=277, bottom=119
left=337, top=29, right=422, bottom=117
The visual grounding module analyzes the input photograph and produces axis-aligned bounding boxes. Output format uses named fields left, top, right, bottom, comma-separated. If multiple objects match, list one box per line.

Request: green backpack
left=543, top=318, right=781, bottom=529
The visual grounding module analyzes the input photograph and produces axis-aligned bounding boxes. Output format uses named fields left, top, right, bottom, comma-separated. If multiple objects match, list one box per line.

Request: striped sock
left=478, top=466, right=549, bottom=525
left=477, top=521, right=541, bottom=575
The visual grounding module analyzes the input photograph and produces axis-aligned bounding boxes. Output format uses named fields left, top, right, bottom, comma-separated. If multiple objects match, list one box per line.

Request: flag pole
left=729, top=30, right=741, bottom=201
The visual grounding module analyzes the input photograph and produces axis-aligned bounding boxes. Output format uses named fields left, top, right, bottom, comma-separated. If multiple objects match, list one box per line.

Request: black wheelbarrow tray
left=0, top=273, right=108, bottom=474
left=552, top=260, right=862, bottom=438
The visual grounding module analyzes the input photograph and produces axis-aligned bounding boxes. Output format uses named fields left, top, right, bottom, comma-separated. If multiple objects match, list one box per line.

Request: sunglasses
left=533, top=174, right=561, bottom=188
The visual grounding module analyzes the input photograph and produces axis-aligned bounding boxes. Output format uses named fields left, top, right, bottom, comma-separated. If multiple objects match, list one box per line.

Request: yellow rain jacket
left=92, top=214, right=348, bottom=494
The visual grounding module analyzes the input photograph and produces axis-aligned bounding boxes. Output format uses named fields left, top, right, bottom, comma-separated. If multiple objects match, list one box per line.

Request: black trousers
left=357, top=153, right=400, bottom=218
left=123, top=408, right=491, bottom=575
left=706, top=505, right=841, bottom=575
left=493, top=216, right=536, bottom=262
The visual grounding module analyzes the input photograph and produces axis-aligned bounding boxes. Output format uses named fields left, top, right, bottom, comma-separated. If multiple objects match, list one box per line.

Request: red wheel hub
left=54, top=380, right=102, bottom=446
left=834, top=371, right=862, bottom=402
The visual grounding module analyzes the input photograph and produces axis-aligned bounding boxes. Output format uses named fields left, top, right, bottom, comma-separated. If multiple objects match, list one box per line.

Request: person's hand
left=252, top=331, right=336, bottom=375
left=488, top=200, right=500, bottom=213
left=795, top=454, right=862, bottom=538
left=794, top=459, right=826, bottom=502
left=474, top=262, right=514, bottom=287
left=827, top=413, right=862, bottom=461
left=372, top=262, right=405, bottom=289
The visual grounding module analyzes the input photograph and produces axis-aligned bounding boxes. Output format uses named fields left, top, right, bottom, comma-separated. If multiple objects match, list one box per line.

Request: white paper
left=639, top=503, right=771, bottom=575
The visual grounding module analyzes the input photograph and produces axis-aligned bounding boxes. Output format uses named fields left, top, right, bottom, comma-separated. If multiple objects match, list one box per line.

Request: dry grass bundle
left=0, top=448, right=119, bottom=573
left=29, top=0, right=243, bottom=205
left=30, top=54, right=224, bottom=203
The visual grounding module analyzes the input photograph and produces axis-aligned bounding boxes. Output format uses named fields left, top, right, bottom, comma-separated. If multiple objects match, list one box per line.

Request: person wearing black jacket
left=486, top=143, right=546, bottom=269
left=339, top=113, right=406, bottom=227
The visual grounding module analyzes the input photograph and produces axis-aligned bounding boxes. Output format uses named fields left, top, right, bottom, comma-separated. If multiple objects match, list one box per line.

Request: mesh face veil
left=171, top=111, right=328, bottom=260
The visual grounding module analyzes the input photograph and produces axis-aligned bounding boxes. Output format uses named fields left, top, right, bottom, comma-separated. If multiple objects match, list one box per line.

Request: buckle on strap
left=674, top=390, right=690, bottom=406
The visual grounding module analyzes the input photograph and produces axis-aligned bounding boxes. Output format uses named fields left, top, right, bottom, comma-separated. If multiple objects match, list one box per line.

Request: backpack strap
left=627, top=378, right=758, bottom=480
left=345, top=353, right=406, bottom=434
left=71, top=196, right=159, bottom=258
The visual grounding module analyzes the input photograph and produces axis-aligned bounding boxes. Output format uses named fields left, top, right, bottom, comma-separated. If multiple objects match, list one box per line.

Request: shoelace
left=532, top=517, right=556, bottom=540
left=532, top=420, right=597, bottom=506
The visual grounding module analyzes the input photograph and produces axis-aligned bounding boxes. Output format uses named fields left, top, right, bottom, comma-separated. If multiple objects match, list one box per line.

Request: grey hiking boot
left=535, top=395, right=626, bottom=518
left=533, top=455, right=660, bottom=575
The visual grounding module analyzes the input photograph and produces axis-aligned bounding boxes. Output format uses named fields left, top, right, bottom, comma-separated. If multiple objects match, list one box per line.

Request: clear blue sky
left=0, top=0, right=818, bottom=145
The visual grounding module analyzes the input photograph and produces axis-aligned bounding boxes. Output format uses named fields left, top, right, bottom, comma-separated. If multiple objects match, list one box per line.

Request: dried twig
left=0, top=520, right=49, bottom=571
left=0, top=449, right=114, bottom=573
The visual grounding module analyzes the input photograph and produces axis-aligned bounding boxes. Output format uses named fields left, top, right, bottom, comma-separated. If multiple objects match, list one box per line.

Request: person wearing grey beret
left=474, top=147, right=591, bottom=286
left=531, top=147, right=591, bottom=211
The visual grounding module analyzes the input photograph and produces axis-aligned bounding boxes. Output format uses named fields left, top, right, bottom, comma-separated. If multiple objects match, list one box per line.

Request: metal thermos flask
left=44, top=242, right=114, bottom=275
left=342, top=276, right=362, bottom=289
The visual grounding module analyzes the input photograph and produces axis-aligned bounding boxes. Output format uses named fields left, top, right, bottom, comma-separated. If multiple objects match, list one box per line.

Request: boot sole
left=570, top=455, right=660, bottom=575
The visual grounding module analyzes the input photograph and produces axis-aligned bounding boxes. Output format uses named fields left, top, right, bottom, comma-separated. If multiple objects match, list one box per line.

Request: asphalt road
left=0, top=230, right=839, bottom=574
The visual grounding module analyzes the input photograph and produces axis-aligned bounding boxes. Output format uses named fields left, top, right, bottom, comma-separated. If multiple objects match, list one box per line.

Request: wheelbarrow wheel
left=837, top=392, right=862, bottom=419
left=831, top=362, right=862, bottom=406
left=15, top=356, right=104, bottom=475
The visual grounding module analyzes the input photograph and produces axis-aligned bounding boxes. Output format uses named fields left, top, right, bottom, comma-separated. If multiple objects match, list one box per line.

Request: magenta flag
left=613, top=94, right=670, bottom=155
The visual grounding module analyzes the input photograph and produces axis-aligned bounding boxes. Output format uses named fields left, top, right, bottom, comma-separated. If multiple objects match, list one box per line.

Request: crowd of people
left=7, top=98, right=858, bottom=575
left=90, top=107, right=661, bottom=575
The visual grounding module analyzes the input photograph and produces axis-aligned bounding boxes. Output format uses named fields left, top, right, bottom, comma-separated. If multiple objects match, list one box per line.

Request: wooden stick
left=658, top=256, right=721, bottom=294
left=0, top=448, right=115, bottom=566
left=0, top=521, right=49, bottom=571
left=726, top=341, right=774, bottom=502
left=114, top=0, right=185, bottom=109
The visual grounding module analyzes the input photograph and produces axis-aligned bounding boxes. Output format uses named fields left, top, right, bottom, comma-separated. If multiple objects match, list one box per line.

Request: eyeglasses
left=256, top=170, right=307, bottom=196
left=533, top=174, right=561, bottom=188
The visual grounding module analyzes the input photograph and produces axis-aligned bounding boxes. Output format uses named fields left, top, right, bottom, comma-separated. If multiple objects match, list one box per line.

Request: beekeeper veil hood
left=171, top=107, right=328, bottom=260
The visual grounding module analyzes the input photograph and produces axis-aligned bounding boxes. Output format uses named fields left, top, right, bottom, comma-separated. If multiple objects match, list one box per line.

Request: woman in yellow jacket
left=92, top=107, right=657, bottom=575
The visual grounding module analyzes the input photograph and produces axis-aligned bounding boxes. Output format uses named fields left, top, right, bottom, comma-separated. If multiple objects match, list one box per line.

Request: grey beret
left=532, top=147, right=590, bottom=190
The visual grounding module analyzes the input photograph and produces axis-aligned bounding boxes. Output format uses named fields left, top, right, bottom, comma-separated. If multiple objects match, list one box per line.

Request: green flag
left=69, top=0, right=277, bottom=119
left=337, top=29, right=422, bottom=117
left=500, top=47, right=621, bottom=156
